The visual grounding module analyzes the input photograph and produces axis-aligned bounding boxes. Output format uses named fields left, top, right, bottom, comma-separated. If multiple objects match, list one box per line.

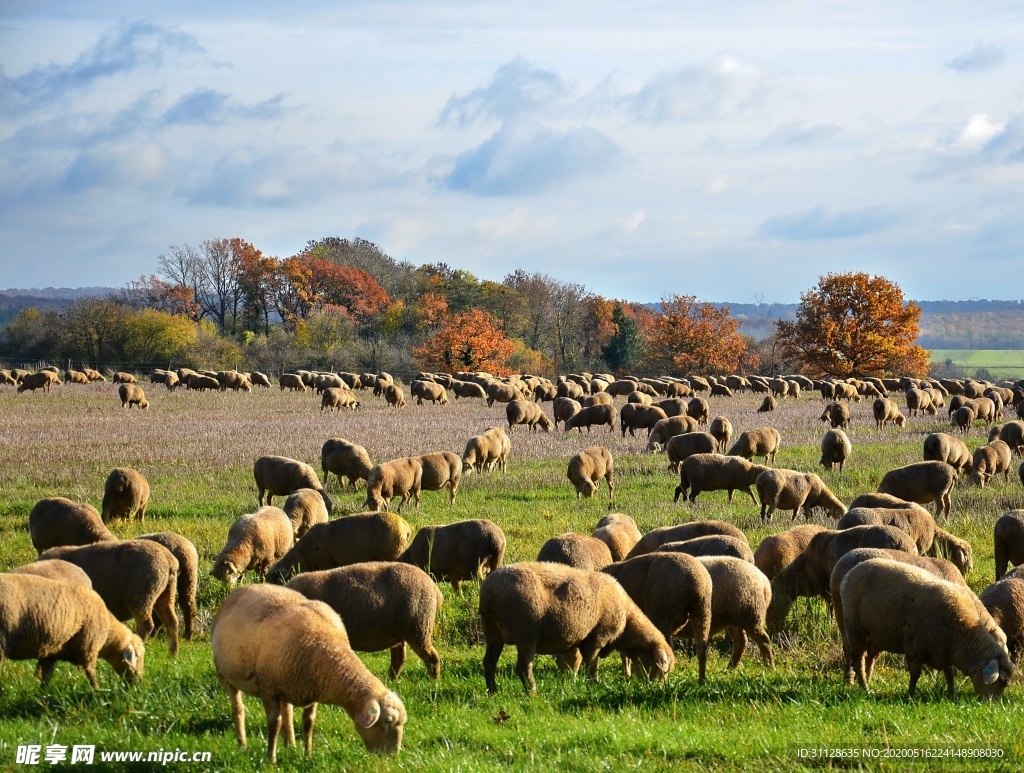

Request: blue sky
left=1, top=1, right=1022, bottom=302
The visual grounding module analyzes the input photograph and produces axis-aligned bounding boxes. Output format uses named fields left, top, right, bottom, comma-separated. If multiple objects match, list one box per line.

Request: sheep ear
left=358, top=699, right=381, bottom=728
left=982, top=659, right=1000, bottom=684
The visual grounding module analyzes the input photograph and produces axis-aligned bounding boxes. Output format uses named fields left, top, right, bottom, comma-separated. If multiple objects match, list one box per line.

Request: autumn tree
left=646, top=295, right=747, bottom=375
left=776, top=272, right=930, bottom=377
left=122, top=309, right=199, bottom=364
left=412, top=308, right=515, bottom=375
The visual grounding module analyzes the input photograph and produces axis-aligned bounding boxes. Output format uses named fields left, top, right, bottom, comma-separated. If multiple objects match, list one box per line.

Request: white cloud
left=954, top=113, right=1005, bottom=151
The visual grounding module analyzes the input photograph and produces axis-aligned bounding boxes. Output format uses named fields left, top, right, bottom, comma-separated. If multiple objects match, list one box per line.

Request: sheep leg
left=137, top=613, right=156, bottom=641
left=906, top=659, right=925, bottom=699
left=995, top=544, right=1008, bottom=580
left=263, top=697, right=283, bottom=763
left=728, top=627, right=748, bottom=668
left=138, top=502, right=147, bottom=522
left=742, top=487, right=758, bottom=505
left=483, top=641, right=504, bottom=693
left=449, top=481, right=458, bottom=505
left=301, top=704, right=317, bottom=754
left=38, top=658, right=57, bottom=689
left=750, top=626, right=775, bottom=668
left=229, top=685, right=247, bottom=749
left=389, top=643, right=407, bottom=679
left=281, top=703, right=296, bottom=747
left=553, top=648, right=582, bottom=674
left=943, top=667, right=958, bottom=699
left=409, top=641, right=441, bottom=680
left=154, top=584, right=180, bottom=656
left=515, top=646, right=538, bottom=692
left=606, top=474, right=614, bottom=503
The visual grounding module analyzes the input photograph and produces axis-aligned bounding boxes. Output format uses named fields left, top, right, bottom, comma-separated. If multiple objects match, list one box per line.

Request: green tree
left=602, top=303, right=644, bottom=372
left=122, top=309, right=199, bottom=364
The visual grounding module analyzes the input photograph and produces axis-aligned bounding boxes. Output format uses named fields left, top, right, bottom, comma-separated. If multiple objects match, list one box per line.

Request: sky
left=1, top=1, right=1023, bottom=303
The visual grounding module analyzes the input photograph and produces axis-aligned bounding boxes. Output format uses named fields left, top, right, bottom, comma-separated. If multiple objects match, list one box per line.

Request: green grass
left=929, top=350, right=1024, bottom=380
left=1, top=382, right=1023, bottom=771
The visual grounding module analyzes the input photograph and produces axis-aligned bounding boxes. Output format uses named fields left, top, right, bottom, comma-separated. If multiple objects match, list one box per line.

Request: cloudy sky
left=2, top=1, right=1022, bottom=303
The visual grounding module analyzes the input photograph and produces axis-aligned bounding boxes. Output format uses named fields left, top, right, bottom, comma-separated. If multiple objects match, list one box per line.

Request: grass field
left=929, top=350, right=1024, bottom=380
left=1, top=382, right=1024, bottom=771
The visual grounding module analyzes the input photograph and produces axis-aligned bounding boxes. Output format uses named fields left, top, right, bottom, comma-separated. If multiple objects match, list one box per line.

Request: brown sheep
left=583, top=392, right=613, bottom=408
left=567, top=446, right=614, bottom=501
left=819, top=402, right=851, bottom=428
left=664, top=432, right=719, bottom=473
left=450, top=380, right=487, bottom=400
left=952, top=405, right=976, bottom=434
left=877, top=460, right=957, bottom=517
left=980, top=576, right=1024, bottom=660
left=619, top=403, right=668, bottom=438
left=727, top=427, right=781, bottom=465
left=553, top=397, right=582, bottom=428
left=266, top=512, right=412, bottom=584
left=627, top=390, right=653, bottom=405
left=872, top=397, right=906, bottom=429
left=321, top=387, right=360, bottom=412
left=819, top=428, right=852, bottom=472
left=994, top=510, right=1024, bottom=580
left=416, top=451, right=462, bottom=505
left=28, top=498, right=116, bottom=554
left=254, top=455, right=332, bottom=513
left=536, top=533, right=614, bottom=571
left=413, top=380, right=448, bottom=405
left=992, top=420, right=1024, bottom=455
left=118, top=383, right=149, bottom=409
left=112, top=371, right=137, bottom=384
left=653, top=397, right=689, bottom=417
left=905, top=388, right=937, bottom=417
left=365, top=457, right=424, bottom=512
left=837, top=506, right=936, bottom=554
left=752, top=525, right=827, bottom=581
left=756, top=469, right=846, bottom=523
left=279, top=373, right=307, bottom=392
left=321, top=438, right=374, bottom=490
left=675, top=453, right=770, bottom=504
left=384, top=384, right=406, bottom=408
left=188, top=374, right=220, bottom=392
left=250, top=372, right=272, bottom=388
left=462, top=427, right=511, bottom=474
left=136, top=531, right=200, bottom=641
left=101, top=468, right=150, bottom=522
left=655, top=534, right=755, bottom=563
left=564, top=404, right=615, bottom=434
left=486, top=381, right=520, bottom=406
left=65, top=369, right=89, bottom=384
left=757, top=395, right=777, bottom=413
left=591, top=513, right=642, bottom=561
left=972, top=439, right=1012, bottom=487
left=708, top=416, right=733, bottom=452
left=211, top=507, right=295, bottom=585
left=922, top=432, right=973, bottom=475
left=479, top=562, right=674, bottom=692
left=287, top=562, right=444, bottom=679
left=282, top=489, right=329, bottom=538
left=506, top=399, right=552, bottom=433
left=399, top=519, right=506, bottom=592
left=627, top=521, right=747, bottom=559
left=686, top=397, right=710, bottom=426
left=11, top=559, right=92, bottom=588
left=645, top=415, right=699, bottom=453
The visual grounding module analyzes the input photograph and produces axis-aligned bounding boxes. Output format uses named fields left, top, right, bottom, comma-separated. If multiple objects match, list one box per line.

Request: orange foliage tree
left=646, top=295, right=747, bottom=374
left=413, top=308, right=515, bottom=375
left=776, top=272, right=930, bottom=377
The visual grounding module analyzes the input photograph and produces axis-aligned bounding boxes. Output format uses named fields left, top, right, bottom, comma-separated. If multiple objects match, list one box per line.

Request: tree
left=412, top=308, right=515, bottom=375
left=776, top=272, right=930, bottom=377
left=122, top=309, right=199, bottom=364
left=602, top=303, right=645, bottom=373
left=57, top=297, right=128, bottom=364
left=646, top=295, right=747, bottom=375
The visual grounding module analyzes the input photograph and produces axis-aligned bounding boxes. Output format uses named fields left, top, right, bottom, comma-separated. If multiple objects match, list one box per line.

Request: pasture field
left=1, top=382, right=1024, bottom=771
left=929, top=350, right=1024, bottom=380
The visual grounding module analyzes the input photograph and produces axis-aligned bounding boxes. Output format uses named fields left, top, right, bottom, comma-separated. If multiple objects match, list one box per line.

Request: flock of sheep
left=4, top=365, right=1024, bottom=762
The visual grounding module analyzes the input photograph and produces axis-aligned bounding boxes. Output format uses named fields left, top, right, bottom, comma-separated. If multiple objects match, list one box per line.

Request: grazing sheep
left=627, top=390, right=653, bottom=405
left=101, top=468, right=150, bottom=522
left=218, top=370, right=252, bottom=392
left=416, top=451, right=462, bottom=505
left=462, top=427, right=511, bottom=474
left=28, top=498, right=116, bottom=554
left=877, top=460, right=958, bottom=517
left=602, top=553, right=713, bottom=681
left=250, top=372, right=271, bottom=388
left=413, top=380, right=448, bottom=406
left=708, top=416, right=733, bottom=451
left=952, top=405, right=976, bottom=434
left=627, top=521, right=747, bottom=558
left=11, top=559, right=92, bottom=588
left=819, top=402, right=851, bottom=428
left=592, top=513, right=642, bottom=561
left=646, top=415, right=700, bottom=453
left=0, top=574, right=145, bottom=689
left=450, top=380, right=487, bottom=400
left=321, top=438, right=374, bottom=490
left=283, top=489, right=329, bottom=539
left=837, top=506, right=936, bottom=554
left=479, top=562, right=674, bottom=692
left=132, top=531, right=199, bottom=642
left=553, top=397, right=582, bottom=428
left=819, top=429, right=852, bottom=473
left=652, top=397, right=689, bottom=417
left=65, top=369, right=89, bottom=384
left=118, top=383, right=149, bottom=409
left=675, top=453, right=770, bottom=504
left=665, top=432, right=719, bottom=473
left=757, top=395, right=777, bottom=413
left=365, top=457, right=424, bottom=512
left=584, top=392, right=613, bottom=408
left=756, top=469, right=846, bottom=523
left=533, top=382, right=558, bottom=402
left=930, top=527, right=974, bottom=576
left=536, top=534, right=614, bottom=571
left=992, top=420, right=1024, bottom=455
left=656, top=534, right=755, bottom=563
left=287, top=562, right=444, bottom=679
left=686, top=397, right=710, bottom=426
left=619, top=404, right=668, bottom=438
left=399, top=519, right=505, bottom=592
left=753, top=525, right=827, bottom=581
left=905, top=388, right=937, bottom=417
left=567, top=447, right=614, bottom=501
left=980, top=576, right=1024, bottom=660
left=382, top=384, right=405, bottom=408
left=727, top=427, right=782, bottom=465
left=872, top=398, right=906, bottom=429
left=506, top=399, right=552, bottom=433
left=254, top=455, right=332, bottom=513
left=994, top=510, right=1024, bottom=580
left=486, top=381, right=521, bottom=406
left=212, top=507, right=295, bottom=585
left=38, top=540, right=180, bottom=655
left=112, top=371, right=136, bottom=384
left=972, top=440, right=1012, bottom=487
left=922, top=433, right=973, bottom=475
left=321, top=387, right=360, bottom=412
left=266, top=513, right=412, bottom=584
left=563, top=404, right=615, bottom=434
left=279, top=373, right=307, bottom=392
left=770, top=377, right=788, bottom=398
left=839, top=559, right=1012, bottom=698
left=211, top=585, right=406, bottom=762
left=187, top=374, right=220, bottom=392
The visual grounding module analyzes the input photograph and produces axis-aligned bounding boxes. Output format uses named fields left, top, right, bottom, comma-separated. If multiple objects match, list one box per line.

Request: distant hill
left=0, top=287, right=119, bottom=327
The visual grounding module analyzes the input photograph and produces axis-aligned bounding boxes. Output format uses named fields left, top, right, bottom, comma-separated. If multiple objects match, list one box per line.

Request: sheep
left=218, top=370, right=252, bottom=392
left=187, top=373, right=220, bottom=391
left=28, top=497, right=116, bottom=554
left=756, top=469, right=846, bottom=523
left=708, top=416, right=733, bottom=451
left=64, top=369, right=89, bottom=384
left=479, top=562, right=674, bottom=693
left=38, top=540, right=180, bottom=655
left=266, top=512, right=412, bottom=584
left=980, top=576, right=1024, bottom=660
left=655, top=534, right=755, bottom=563
left=321, top=387, right=360, bottom=412
left=533, top=382, right=558, bottom=402
left=556, top=380, right=585, bottom=401
left=416, top=451, right=462, bottom=505
left=399, top=519, right=505, bottom=592
left=536, top=533, right=614, bottom=571
left=486, top=381, right=521, bottom=406
left=645, top=415, right=699, bottom=453
left=905, top=388, right=937, bottom=417
left=770, top=377, right=788, bottom=398
left=994, top=510, right=1024, bottom=580
left=674, top=453, right=770, bottom=504
left=561, top=404, right=615, bottom=435
left=830, top=549, right=971, bottom=683
left=101, top=467, right=150, bottom=522
left=212, top=507, right=295, bottom=585
left=278, top=373, right=307, bottom=392
left=818, top=428, right=852, bottom=473
left=839, top=559, right=1013, bottom=698
left=727, top=427, right=782, bottom=465
left=930, top=527, right=974, bottom=576
left=686, top=397, right=710, bottom=426
left=592, top=513, right=642, bottom=561
left=972, top=439, right=1012, bottom=487
left=0, top=574, right=145, bottom=689
left=450, top=380, right=487, bottom=400
left=11, top=559, right=93, bottom=588
left=619, top=403, right=668, bottom=438
left=506, top=399, right=552, bottom=433
left=413, top=380, right=448, bottom=406
left=283, top=489, right=329, bottom=539
left=819, top=402, right=851, bottom=428
left=627, top=520, right=747, bottom=558
left=757, top=395, right=777, bottom=413
left=665, top=432, right=719, bottom=473
left=877, top=460, right=958, bottom=517
left=602, top=553, right=713, bottom=681
left=250, top=372, right=271, bottom=388
left=133, top=531, right=199, bottom=642
left=287, top=562, right=444, bottom=679
left=583, top=392, right=613, bottom=408
left=753, top=525, right=827, bottom=581
left=211, top=585, right=406, bottom=762
left=922, top=432, right=973, bottom=475
left=992, top=420, right=1024, bottom=455
left=254, top=455, right=332, bottom=513
left=627, top=390, right=653, bottom=405
left=118, top=383, right=149, bottom=409
left=112, top=371, right=137, bottom=384
left=321, top=438, right=374, bottom=490
left=967, top=397, right=999, bottom=425
left=767, top=525, right=918, bottom=629
left=462, top=427, right=511, bottom=473
left=951, top=405, right=976, bottom=434
left=364, top=457, right=424, bottom=512
left=837, top=506, right=936, bottom=555
left=567, top=446, right=614, bottom=501
left=653, top=397, right=689, bottom=417
left=553, top=397, right=582, bottom=428
left=872, top=397, right=906, bottom=429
